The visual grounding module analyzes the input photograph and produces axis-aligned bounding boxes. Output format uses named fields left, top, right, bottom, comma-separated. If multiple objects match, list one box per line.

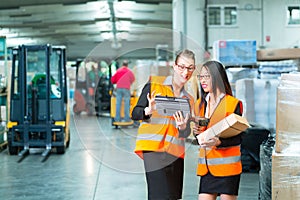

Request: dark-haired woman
left=193, top=60, right=243, bottom=200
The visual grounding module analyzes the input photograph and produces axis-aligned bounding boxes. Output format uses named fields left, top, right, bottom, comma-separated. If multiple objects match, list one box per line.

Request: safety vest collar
left=160, top=76, right=191, bottom=99
left=205, top=93, right=225, bottom=107
left=208, top=95, right=239, bottom=128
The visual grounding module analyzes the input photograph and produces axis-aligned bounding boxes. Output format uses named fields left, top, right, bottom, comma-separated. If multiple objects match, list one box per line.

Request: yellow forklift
left=7, top=44, right=70, bottom=158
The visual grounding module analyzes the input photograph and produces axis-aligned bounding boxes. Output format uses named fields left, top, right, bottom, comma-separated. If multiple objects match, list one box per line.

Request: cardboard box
left=213, top=40, right=257, bottom=66
left=198, top=113, right=250, bottom=142
left=275, top=75, right=300, bottom=153
left=257, top=48, right=300, bottom=61
left=280, top=73, right=300, bottom=87
left=272, top=151, right=300, bottom=199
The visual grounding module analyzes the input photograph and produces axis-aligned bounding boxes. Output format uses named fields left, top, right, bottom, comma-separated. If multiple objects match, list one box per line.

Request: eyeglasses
left=197, top=74, right=211, bottom=80
left=176, top=64, right=195, bottom=72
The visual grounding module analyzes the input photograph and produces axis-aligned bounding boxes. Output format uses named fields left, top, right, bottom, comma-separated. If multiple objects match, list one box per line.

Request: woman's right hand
left=144, top=90, right=160, bottom=116
left=192, top=125, right=206, bottom=138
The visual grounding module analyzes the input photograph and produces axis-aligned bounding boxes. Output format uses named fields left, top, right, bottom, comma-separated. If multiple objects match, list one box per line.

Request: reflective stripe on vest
left=134, top=76, right=188, bottom=159
left=196, top=95, right=242, bottom=177
left=198, top=154, right=240, bottom=165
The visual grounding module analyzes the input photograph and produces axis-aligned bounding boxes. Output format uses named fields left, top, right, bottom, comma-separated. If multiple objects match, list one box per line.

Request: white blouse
left=205, top=93, right=225, bottom=118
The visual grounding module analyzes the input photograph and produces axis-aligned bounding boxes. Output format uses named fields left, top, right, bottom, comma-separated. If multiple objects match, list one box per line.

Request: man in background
left=111, top=60, right=135, bottom=122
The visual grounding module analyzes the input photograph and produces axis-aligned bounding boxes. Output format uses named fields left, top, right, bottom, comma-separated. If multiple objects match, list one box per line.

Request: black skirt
left=199, top=171, right=241, bottom=196
left=143, top=151, right=184, bottom=200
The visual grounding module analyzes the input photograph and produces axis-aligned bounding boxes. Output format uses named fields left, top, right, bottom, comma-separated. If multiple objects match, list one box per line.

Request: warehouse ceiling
left=0, top=0, right=173, bottom=61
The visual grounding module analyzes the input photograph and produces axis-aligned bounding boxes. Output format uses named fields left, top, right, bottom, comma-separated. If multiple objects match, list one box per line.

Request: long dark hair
left=199, top=60, right=232, bottom=108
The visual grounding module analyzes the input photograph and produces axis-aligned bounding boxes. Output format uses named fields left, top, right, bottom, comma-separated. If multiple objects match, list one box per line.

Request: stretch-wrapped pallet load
left=275, top=73, right=300, bottom=153
left=258, top=60, right=298, bottom=79
left=235, top=78, right=279, bottom=132
left=259, top=135, right=275, bottom=200
left=272, top=151, right=300, bottom=199
left=272, top=73, right=300, bottom=200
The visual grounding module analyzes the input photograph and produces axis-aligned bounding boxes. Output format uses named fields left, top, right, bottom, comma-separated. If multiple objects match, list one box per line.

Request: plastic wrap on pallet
left=272, top=151, right=300, bottom=199
left=258, top=60, right=298, bottom=79
left=272, top=73, right=300, bottom=199
left=275, top=73, right=300, bottom=153
left=259, top=134, right=275, bottom=200
left=235, top=78, right=279, bottom=132
left=226, top=68, right=258, bottom=96
left=226, top=68, right=258, bottom=83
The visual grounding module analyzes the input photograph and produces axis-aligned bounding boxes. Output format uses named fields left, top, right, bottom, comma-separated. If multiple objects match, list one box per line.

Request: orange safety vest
left=195, top=95, right=242, bottom=177
left=134, top=76, right=193, bottom=159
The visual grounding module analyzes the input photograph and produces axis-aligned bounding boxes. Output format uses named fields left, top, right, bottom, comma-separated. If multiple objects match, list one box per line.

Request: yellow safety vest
left=195, top=95, right=242, bottom=176
left=134, top=76, right=193, bottom=159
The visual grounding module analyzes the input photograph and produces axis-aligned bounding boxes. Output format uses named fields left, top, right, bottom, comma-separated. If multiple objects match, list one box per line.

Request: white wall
left=173, top=0, right=300, bottom=57
left=173, top=0, right=207, bottom=64
left=207, top=0, right=262, bottom=52
left=263, top=0, right=300, bottom=48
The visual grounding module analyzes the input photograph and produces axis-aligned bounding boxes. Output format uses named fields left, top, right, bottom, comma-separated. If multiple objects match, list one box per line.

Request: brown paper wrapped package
left=197, top=113, right=250, bottom=142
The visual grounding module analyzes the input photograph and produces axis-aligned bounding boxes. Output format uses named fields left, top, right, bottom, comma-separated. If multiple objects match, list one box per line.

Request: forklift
left=72, top=59, right=114, bottom=116
left=7, top=44, right=70, bottom=157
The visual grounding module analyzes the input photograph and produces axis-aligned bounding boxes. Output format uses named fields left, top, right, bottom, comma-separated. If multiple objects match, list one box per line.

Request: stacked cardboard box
left=272, top=73, right=300, bottom=199
left=257, top=48, right=300, bottom=61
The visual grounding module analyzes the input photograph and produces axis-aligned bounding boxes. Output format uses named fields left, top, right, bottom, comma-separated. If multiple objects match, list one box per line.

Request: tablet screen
left=155, top=96, right=191, bottom=118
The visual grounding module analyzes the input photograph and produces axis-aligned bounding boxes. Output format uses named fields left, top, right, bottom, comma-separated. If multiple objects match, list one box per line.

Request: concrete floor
left=0, top=113, right=260, bottom=200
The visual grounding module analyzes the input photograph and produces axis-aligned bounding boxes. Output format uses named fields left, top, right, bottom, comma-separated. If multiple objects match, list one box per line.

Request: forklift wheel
left=8, top=144, right=18, bottom=155
left=66, top=130, right=70, bottom=148
left=56, top=145, right=66, bottom=154
left=7, top=131, right=19, bottom=155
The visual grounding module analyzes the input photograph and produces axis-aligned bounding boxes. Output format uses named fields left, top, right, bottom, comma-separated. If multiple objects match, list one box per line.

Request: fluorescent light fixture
left=101, top=32, right=113, bottom=40
left=7, top=38, right=36, bottom=46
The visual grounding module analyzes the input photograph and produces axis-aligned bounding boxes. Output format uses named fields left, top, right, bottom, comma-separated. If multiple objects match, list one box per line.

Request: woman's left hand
left=173, top=111, right=189, bottom=130
left=197, top=135, right=221, bottom=147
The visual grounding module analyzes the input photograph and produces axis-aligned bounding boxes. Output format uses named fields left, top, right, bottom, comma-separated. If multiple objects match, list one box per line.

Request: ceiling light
left=101, top=32, right=113, bottom=40
left=117, top=32, right=129, bottom=40
left=2, top=33, right=18, bottom=38
left=6, top=38, right=36, bottom=47
left=116, top=21, right=131, bottom=31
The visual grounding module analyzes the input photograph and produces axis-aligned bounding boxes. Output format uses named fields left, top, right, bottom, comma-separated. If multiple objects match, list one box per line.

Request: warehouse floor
left=0, top=113, right=260, bottom=200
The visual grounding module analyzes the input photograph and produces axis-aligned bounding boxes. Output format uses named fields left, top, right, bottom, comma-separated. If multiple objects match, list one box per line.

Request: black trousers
left=143, top=151, right=184, bottom=200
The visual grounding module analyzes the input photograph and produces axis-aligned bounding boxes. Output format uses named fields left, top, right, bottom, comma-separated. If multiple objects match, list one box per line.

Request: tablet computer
left=155, top=95, right=191, bottom=118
